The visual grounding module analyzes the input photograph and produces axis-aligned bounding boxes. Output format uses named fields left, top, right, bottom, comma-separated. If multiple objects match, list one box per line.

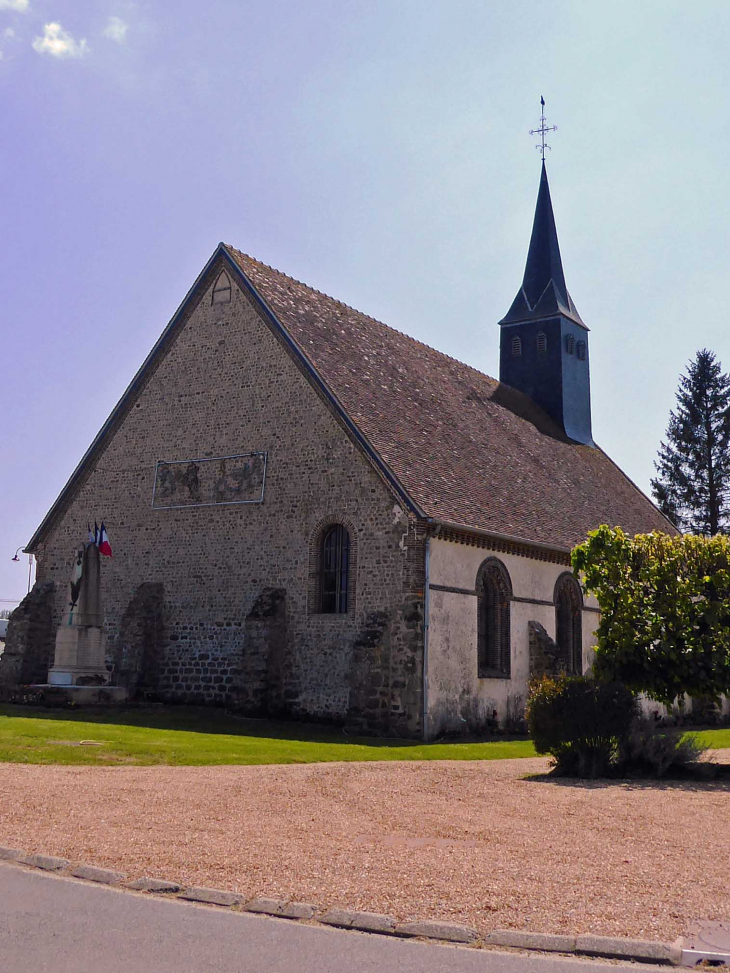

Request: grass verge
left=1, top=706, right=727, bottom=767
left=0, top=704, right=537, bottom=766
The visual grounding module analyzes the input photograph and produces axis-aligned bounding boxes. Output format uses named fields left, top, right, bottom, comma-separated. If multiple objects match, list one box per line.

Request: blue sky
left=2, top=0, right=729, bottom=604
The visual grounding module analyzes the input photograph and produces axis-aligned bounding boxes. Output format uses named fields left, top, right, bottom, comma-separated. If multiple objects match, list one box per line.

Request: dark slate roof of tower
left=500, top=163, right=585, bottom=327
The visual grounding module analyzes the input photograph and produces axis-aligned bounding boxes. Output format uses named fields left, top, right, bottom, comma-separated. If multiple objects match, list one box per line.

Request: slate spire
left=500, top=162, right=584, bottom=327
left=498, top=152, right=593, bottom=447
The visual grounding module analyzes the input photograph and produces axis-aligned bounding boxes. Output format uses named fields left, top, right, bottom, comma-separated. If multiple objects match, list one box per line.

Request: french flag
left=98, top=522, right=113, bottom=558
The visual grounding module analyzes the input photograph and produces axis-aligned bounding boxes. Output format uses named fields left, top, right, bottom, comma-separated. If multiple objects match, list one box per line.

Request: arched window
left=321, top=525, right=350, bottom=614
left=554, top=573, right=583, bottom=674
left=476, top=559, right=512, bottom=677
left=577, top=340, right=587, bottom=361
left=511, top=335, right=522, bottom=357
left=566, top=334, right=575, bottom=355
left=212, top=271, right=232, bottom=305
left=536, top=332, right=547, bottom=354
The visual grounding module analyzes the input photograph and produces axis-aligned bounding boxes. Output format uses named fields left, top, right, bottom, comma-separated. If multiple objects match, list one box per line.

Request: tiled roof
left=227, top=247, right=674, bottom=550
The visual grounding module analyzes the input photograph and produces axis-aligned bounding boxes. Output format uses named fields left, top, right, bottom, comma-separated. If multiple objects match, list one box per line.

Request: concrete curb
left=396, top=920, right=478, bottom=943
left=17, top=854, right=69, bottom=872
left=126, top=877, right=182, bottom=893
left=0, top=846, right=24, bottom=861
left=2, top=849, right=690, bottom=964
left=487, top=931, right=577, bottom=953
left=321, top=910, right=397, bottom=934
left=70, top=865, right=126, bottom=886
left=575, top=934, right=682, bottom=964
left=247, top=898, right=317, bottom=920
left=178, top=887, right=242, bottom=907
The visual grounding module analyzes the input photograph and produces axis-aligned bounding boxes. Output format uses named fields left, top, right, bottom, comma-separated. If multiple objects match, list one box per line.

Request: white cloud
left=102, top=15, right=128, bottom=44
left=32, top=22, right=88, bottom=59
left=4, top=27, right=15, bottom=38
left=0, top=0, right=29, bottom=12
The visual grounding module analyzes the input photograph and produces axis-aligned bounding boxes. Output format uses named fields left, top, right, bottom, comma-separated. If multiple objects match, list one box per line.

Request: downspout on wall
left=422, top=534, right=430, bottom=742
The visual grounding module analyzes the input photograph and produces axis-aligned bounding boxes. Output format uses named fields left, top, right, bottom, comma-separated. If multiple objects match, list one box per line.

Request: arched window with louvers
left=308, top=517, right=357, bottom=615
left=321, top=524, right=350, bottom=614
left=476, top=558, right=512, bottom=678
left=554, top=573, right=583, bottom=674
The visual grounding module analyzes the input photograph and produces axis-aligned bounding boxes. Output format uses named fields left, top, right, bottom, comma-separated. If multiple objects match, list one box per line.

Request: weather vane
left=529, top=96, right=557, bottom=160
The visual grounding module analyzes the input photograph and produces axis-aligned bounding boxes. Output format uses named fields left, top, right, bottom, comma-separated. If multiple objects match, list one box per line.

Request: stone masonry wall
left=33, top=257, right=425, bottom=735
left=0, top=582, right=55, bottom=696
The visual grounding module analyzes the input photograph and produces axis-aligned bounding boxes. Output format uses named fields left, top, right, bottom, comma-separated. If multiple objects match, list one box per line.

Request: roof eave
left=425, top=517, right=573, bottom=557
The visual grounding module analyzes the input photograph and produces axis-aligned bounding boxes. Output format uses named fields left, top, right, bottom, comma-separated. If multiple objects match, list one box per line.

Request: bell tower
left=499, top=104, right=593, bottom=446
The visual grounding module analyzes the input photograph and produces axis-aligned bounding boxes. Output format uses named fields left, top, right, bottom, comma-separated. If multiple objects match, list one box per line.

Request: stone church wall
left=425, top=536, right=599, bottom=737
left=33, top=258, right=425, bottom=737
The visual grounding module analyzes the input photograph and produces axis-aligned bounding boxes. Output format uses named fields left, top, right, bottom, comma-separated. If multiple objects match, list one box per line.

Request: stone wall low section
left=114, top=582, right=166, bottom=696
left=0, top=582, right=55, bottom=696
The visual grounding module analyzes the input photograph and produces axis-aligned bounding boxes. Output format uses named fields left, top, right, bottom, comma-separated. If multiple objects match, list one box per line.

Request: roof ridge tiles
left=224, top=244, right=491, bottom=378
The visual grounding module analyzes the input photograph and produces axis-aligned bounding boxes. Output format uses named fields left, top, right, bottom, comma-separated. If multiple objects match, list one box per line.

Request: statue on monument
left=49, top=529, right=110, bottom=687
left=66, top=540, right=103, bottom=628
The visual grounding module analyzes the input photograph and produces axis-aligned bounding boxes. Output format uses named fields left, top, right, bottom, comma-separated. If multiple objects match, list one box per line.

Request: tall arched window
left=554, top=573, right=583, bottom=674
left=321, top=525, right=350, bottom=614
left=476, top=558, right=512, bottom=677
left=212, top=271, right=232, bottom=305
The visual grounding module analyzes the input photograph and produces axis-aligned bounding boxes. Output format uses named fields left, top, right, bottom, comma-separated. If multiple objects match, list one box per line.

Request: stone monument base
left=49, top=625, right=110, bottom=687
left=29, top=684, right=129, bottom=706
left=48, top=668, right=111, bottom=686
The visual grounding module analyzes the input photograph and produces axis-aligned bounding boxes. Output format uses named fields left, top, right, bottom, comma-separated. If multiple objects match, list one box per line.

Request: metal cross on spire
left=529, top=96, right=557, bottom=160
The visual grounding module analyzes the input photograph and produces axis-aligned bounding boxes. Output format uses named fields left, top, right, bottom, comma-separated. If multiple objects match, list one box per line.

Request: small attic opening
left=212, top=271, right=232, bottom=305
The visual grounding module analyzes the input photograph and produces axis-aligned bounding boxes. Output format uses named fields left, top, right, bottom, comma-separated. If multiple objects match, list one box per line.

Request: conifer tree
left=651, top=349, right=730, bottom=535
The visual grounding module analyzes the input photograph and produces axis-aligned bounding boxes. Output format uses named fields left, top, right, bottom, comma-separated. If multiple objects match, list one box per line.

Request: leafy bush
left=618, top=717, right=709, bottom=778
left=527, top=675, right=636, bottom=778
left=572, top=526, right=730, bottom=704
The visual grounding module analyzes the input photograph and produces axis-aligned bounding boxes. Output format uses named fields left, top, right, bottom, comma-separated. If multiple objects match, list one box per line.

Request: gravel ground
left=1, top=757, right=728, bottom=941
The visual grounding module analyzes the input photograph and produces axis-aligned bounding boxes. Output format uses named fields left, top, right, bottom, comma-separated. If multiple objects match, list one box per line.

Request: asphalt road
left=0, top=863, right=669, bottom=973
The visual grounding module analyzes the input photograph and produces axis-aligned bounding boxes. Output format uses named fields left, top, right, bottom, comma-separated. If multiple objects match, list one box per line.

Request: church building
left=21, top=161, right=673, bottom=739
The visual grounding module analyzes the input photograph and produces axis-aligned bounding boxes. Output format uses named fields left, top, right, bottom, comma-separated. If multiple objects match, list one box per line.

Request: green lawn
left=0, top=705, right=537, bottom=766
left=1, top=706, right=727, bottom=767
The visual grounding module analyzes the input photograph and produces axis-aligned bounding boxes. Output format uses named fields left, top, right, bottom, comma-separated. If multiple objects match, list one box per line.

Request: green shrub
left=572, top=526, right=730, bottom=704
left=618, top=717, right=709, bottom=777
left=527, top=675, right=637, bottom=778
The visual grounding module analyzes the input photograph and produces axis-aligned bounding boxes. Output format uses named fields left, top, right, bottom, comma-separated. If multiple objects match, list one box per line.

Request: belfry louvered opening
left=536, top=332, right=547, bottom=354
left=477, top=558, right=512, bottom=678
